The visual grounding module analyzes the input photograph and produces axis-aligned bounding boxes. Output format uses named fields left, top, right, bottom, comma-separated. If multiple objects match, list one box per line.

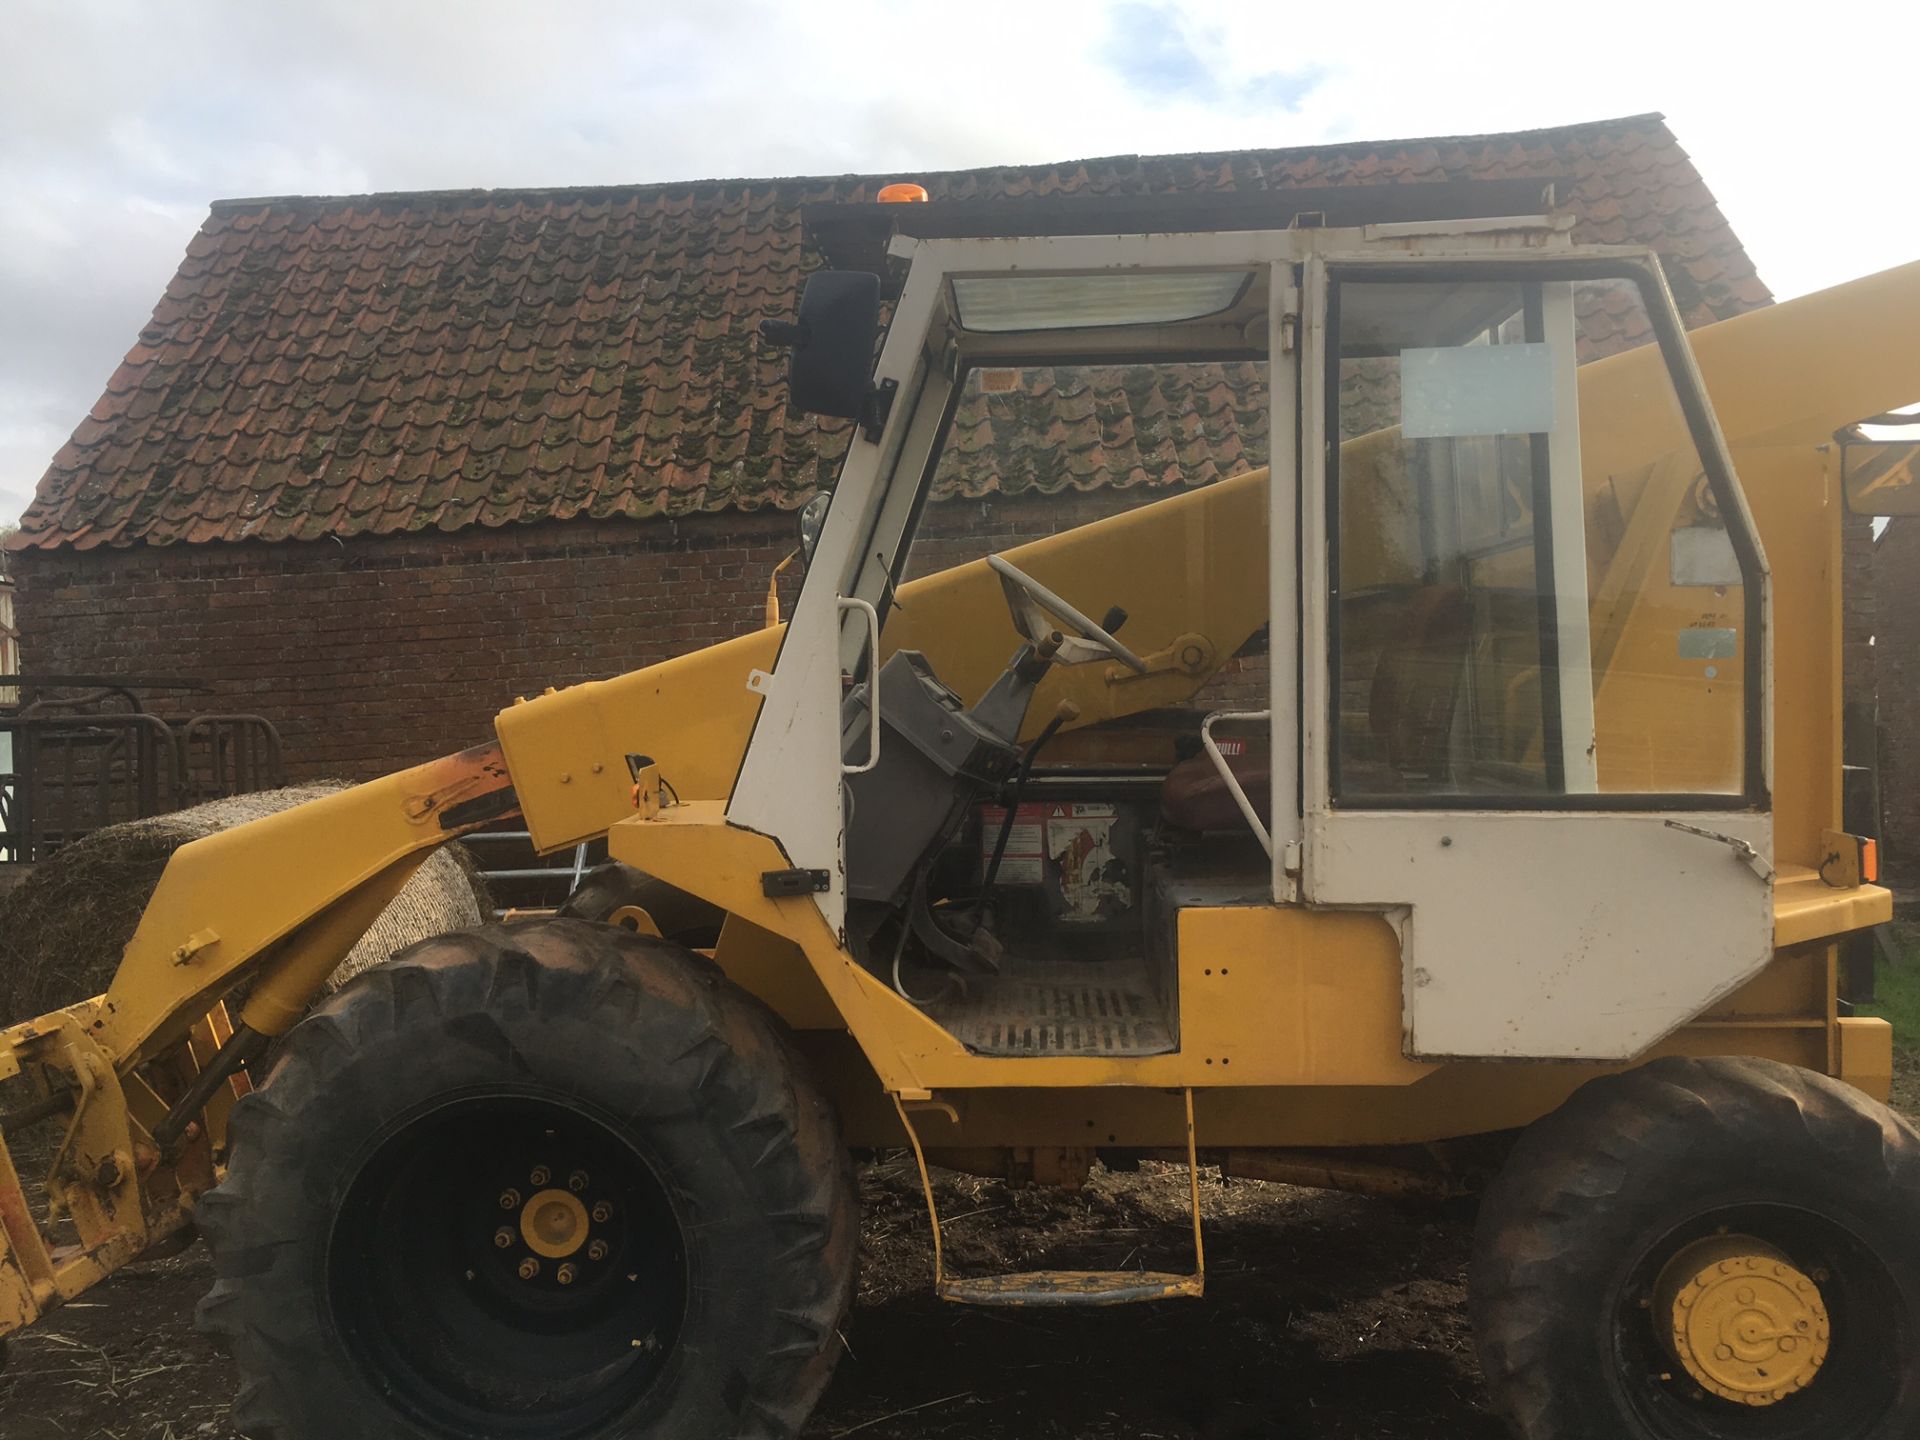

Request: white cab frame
left=730, top=218, right=1774, bottom=1067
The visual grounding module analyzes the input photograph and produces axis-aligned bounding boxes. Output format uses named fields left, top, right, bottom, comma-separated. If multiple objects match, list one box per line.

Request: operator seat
left=1161, top=737, right=1271, bottom=832
left=1367, top=584, right=1471, bottom=784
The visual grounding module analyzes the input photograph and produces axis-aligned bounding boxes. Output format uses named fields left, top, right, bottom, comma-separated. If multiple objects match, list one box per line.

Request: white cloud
left=4, top=0, right=1918, bottom=528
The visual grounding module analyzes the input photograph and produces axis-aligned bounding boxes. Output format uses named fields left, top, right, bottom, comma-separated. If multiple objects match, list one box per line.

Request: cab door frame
left=731, top=230, right=1306, bottom=935
left=1297, top=247, right=1777, bottom=1062
left=725, top=243, right=954, bottom=938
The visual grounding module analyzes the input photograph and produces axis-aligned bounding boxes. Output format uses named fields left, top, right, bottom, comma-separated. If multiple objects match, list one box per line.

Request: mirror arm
left=758, top=318, right=807, bottom=348
left=860, top=378, right=898, bottom=443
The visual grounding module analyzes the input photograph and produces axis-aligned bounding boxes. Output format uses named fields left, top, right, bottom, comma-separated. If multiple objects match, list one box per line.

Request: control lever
left=979, top=699, right=1082, bottom=903
left=1015, top=629, right=1067, bottom=683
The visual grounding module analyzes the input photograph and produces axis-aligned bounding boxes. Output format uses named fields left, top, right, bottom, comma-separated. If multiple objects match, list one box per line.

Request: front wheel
left=1470, top=1055, right=1920, bottom=1440
left=197, top=919, right=857, bottom=1439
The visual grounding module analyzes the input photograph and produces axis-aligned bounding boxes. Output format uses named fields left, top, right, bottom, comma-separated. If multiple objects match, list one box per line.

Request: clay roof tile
left=13, top=113, right=1766, bottom=550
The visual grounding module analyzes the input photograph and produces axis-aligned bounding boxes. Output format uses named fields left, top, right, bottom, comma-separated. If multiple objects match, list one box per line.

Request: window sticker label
left=1401, top=342, right=1555, bottom=439
left=1670, top=525, right=1742, bottom=587
left=980, top=802, right=1048, bottom=885
left=1678, top=626, right=1739, bottom=660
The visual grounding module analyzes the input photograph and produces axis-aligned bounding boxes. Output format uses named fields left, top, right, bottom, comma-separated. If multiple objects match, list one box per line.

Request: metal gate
left=1, top=676, right=287, bottom=865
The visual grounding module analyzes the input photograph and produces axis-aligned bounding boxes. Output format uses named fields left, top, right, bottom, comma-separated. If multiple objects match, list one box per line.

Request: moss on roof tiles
left=15, top=114, right=1766, bottom=550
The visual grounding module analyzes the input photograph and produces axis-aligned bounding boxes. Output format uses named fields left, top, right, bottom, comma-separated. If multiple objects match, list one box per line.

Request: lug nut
left=556, top=1263, right=579, bottom=1286
left=591, top=1201, right=613, bottom=1224
left=493, top=1227, right=515, bottom=1249
left=499, top=1189, right=522, bottom=1210
left=587, top=1239, right=609, bottom=1262
left=517, top=1257, right=540, bottom=1281
left=530, top=1166, right=551, bottom=1187
left=568, top=1169, right=591, bottom=1193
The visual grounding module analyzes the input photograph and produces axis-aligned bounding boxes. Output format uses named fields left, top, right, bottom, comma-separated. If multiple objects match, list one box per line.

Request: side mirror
left=759, top=271, right=881, bottom=422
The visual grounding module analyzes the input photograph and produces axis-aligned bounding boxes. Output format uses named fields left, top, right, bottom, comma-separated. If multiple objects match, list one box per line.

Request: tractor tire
left=1470, top=1055, right=1920, bottom=1440
left=559, top=861, right=727, bottom=948
left=196, top=918, right=858, bottom=1440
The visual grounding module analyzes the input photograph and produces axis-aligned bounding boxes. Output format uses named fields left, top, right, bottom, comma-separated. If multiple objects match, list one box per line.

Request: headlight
left=798, top=491, right=832, bottom=563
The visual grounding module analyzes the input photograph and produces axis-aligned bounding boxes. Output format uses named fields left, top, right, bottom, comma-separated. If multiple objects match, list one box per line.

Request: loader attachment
left=0, top=1000, right=210, bottom=1337
left=0, top=742, right=517, bottom=1340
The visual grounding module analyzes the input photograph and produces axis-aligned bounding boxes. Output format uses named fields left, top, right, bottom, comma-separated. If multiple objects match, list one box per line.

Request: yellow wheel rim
left=520, top=1187, right=592, bottom=1260
left=1654, top=1236, right=1831, bottom=1406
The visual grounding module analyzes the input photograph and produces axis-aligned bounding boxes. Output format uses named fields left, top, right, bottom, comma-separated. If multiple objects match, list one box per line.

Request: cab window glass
left=906, top=359, right=1267, bottom=577
left=888, top=356, right=1272, bottom=733
left=1329, top=273, right=1752, bottom=804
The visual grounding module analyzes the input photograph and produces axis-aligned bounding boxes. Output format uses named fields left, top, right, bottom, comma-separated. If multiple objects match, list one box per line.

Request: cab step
left=939, top=1269, right=1202, bottom=1307
left=894, top=1088, right=1205, bottom=1308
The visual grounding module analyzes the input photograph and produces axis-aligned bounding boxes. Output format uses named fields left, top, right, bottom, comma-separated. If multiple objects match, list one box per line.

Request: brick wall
left=10, top=485, right=1250, bottom=784
left=1845, top=516, right=1878, bottom=697
left=1874, top=519, right=1918, bottom=882
left=12, top=513, right=800, bottom=783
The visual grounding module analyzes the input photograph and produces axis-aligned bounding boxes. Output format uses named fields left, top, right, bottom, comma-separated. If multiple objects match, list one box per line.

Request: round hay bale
left=329, top=841, right=493, bottom=991
left=0, top=783, right=494, bottom=1021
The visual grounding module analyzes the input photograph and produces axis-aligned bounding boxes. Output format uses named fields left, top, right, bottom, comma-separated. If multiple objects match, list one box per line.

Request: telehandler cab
left=1, top=182, right=1917, bottom=1440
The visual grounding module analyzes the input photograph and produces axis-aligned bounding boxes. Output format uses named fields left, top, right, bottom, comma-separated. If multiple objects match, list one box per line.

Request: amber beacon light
left=877, top=182, right=929, bottom=203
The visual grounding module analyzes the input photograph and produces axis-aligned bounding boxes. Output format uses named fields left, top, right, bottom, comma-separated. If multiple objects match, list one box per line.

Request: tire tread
left=1471, top=1055, right=1920, bottom=1440
left=196, top=918, right=856, bottom=1440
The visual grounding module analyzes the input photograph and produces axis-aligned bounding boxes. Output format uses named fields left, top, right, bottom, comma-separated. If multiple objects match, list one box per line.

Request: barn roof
left=11, top=113, right=1768, bottom=551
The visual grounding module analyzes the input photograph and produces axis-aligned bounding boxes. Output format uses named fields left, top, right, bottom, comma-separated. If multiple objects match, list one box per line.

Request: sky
left=3, top=0, right=1917, bottom=533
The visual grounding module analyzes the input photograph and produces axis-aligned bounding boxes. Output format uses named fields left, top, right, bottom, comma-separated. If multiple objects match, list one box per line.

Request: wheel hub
left=521, top=1188, right=591, bottom=1259
left=1655, top=1236, right=1831, bottom=1406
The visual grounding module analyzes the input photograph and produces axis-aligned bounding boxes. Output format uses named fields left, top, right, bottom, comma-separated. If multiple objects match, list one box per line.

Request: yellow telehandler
left=1, top=184, right=1917, bottom=1439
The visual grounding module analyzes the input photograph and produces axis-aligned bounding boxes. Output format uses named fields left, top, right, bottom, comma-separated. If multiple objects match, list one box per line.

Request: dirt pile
left=0, top=783, right=492, bottom=1020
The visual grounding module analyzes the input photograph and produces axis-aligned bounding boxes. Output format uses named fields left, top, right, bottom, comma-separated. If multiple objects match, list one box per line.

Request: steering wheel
left=986, top=553, right=1149, bottom=673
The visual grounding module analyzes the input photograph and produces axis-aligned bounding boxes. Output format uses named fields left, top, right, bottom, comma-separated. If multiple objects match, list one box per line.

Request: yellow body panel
left=1774, top=867, right=1893, bottom=948
left=1166, top=907, right=1431, bottom=1086
left=807, top=999, right=1873, bottom=1154
left=615, top=805, right=1883, bottom=1131
left=496, top=629, right=780, bottom=846
left=1838, top=1016, right=1895, bottom=1101
left=619, top=807, right=1438, bottom=1093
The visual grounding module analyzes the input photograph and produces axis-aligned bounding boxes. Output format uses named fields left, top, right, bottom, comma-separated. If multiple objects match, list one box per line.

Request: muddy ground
left=0, top=1161, right=1494, bottom=1440
left=6, top=1053, right=1914, bottom=1440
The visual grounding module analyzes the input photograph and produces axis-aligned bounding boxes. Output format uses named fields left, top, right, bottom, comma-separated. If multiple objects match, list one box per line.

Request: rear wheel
left=197, top=918, right=857, bottom=1439
left=1470, top=1056, right=1920, bottom=1440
